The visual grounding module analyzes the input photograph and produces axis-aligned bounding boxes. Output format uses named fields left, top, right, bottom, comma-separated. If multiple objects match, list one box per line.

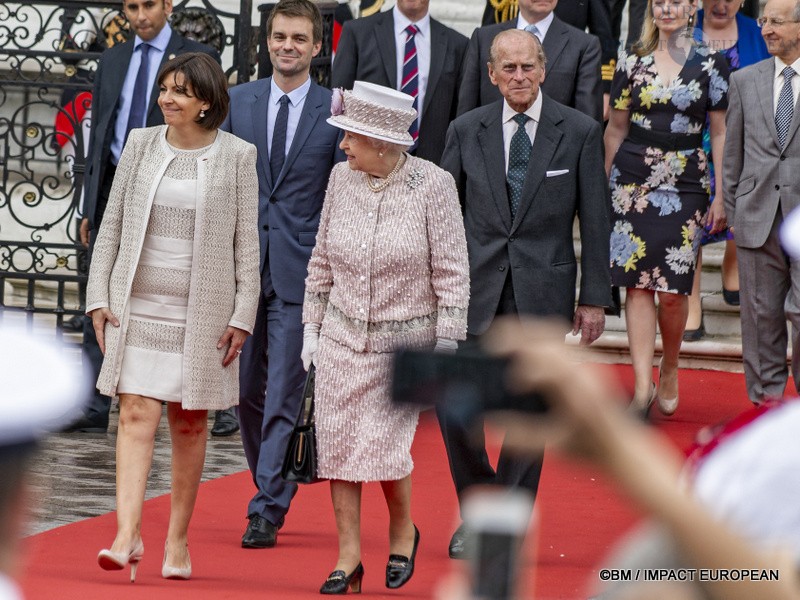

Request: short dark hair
left=266, top=0, right=323, bottom=45
left=157, top=53, right=228, bottom=130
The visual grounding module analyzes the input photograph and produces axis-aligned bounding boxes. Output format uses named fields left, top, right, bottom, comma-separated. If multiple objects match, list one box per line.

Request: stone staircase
left=575, top=239, right=747, bottom=373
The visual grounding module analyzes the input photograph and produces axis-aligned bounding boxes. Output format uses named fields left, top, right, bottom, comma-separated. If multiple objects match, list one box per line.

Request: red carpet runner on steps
left=20, top=366, right=755, bottom=599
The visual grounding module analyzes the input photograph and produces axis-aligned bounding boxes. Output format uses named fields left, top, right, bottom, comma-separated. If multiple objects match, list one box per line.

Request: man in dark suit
left=222, top=0, right=342, bottom=549
left=70, top=0, right=219, bottom=433
left=458, top=0, right=603, bottom=122
left=331, top=0, right=467, bottom=164
left=440, top=28, right=612, bottom=558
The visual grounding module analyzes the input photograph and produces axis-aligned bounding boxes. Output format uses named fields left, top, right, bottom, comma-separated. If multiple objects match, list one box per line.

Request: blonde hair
left=633, top=0, right=697, bottom=57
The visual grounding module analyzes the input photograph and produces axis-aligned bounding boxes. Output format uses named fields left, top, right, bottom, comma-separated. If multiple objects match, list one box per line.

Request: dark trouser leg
left=81, top=231, right=111, bottom=426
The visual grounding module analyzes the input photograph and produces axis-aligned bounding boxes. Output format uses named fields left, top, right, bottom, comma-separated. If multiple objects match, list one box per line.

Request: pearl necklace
left=366, top=154, right=406, bottom=193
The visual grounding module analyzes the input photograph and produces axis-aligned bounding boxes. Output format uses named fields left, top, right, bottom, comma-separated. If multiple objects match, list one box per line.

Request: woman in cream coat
left=86, top=53, right=259, bottom=581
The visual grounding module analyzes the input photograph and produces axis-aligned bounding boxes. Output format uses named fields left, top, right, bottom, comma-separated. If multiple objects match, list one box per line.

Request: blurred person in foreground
left=302, top=80, right=470, bottom=593
left=479, top=317, right=800, bottom=600
left=86, top=53, right=260, bottom=581
left=0, top=330, right=84, bottom=600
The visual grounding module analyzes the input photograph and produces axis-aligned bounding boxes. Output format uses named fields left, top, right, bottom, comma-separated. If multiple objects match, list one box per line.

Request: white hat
left=327, top=81, right=417, bottom=146
left=0, top=329, right=85, bottom=449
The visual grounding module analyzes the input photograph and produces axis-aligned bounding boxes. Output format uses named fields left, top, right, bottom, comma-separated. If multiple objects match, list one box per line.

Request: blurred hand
left=217, top=326, right=249, bottom=367
left=79, top=218, right=90, bottom=248
left=571, top=305, right=605, bottom=345
left=89, top=307, right=119, bottom=355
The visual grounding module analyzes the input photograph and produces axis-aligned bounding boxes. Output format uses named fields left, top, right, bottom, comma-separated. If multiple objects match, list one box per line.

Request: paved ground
left=27, top=409, right=250, bottom=535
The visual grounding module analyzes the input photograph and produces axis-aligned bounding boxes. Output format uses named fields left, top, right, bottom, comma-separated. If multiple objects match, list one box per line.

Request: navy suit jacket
left=83, top=31, right=220, bottom=228
left=222, top=79, right=343, bottom=304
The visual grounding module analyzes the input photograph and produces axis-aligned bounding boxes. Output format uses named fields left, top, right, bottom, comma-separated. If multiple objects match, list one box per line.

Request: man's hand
left=79, top=218, right=90, bottom=248
left=89, top=307, right=119, bottom=354
left=571, top=305, right=605, bottom=346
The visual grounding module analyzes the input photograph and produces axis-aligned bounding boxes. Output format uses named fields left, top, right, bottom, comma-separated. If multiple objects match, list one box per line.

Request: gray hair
left=488, top=28, right=547, bottom=68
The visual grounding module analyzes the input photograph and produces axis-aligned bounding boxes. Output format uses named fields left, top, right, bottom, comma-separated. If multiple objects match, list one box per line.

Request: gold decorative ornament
left=488, top=0, right=519, bottom=24
left=23, top=192, right=36, bottom=204
left=56, top=256, right=68, bottom=268
left=26, top=126, right=39, bottom=138
left=65, top=65, right=77, bottom=77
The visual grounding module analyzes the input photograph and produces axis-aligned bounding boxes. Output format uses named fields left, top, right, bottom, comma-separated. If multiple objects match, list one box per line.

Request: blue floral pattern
left=608, top=46, right=730, bottom=294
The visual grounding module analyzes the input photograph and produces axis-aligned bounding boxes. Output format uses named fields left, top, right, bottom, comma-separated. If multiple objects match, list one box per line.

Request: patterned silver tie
left=524, top=23, right=542, bottom=42
left=776, top=66, right=795, bottom=148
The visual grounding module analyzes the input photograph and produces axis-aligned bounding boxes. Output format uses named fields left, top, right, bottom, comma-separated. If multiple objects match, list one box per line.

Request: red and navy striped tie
left=401, top=24, right=419, bottom=142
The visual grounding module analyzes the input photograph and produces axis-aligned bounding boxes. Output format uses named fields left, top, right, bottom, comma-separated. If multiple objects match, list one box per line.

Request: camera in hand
left=391, top=342, right=548, bottom=427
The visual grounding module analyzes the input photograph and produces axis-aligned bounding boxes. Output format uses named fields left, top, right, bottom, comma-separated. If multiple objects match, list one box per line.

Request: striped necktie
left=776, top=66, right=795, bottom=148
left=401, top=24, right=419, bottom=142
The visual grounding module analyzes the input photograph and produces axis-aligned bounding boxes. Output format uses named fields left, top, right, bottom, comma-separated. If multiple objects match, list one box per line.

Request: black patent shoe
left=320, top=562, right=364, bottom=594
left=386, top=525, right=420, bottom=589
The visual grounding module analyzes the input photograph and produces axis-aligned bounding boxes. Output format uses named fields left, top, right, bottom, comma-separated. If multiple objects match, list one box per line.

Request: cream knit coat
left=86, top=126, right=260, bottom=410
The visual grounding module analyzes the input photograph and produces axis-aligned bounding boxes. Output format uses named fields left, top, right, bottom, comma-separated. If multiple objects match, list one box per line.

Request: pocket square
left=546, top=169, right=569, bottom=177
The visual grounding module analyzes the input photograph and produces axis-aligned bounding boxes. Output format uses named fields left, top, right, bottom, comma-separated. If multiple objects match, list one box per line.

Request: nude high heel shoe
left=656, top=359, right=679, bottom=416
left=97, top=539, right=144, bottom=583
left=162, top=542, right=192, bottom=580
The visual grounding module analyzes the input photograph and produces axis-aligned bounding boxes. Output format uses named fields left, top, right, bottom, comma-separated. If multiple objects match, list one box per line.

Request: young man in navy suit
left=222, top=0, right=342, bottom=549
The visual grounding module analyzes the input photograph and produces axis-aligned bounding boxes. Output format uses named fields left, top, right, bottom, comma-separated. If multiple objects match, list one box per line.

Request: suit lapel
left=758, top=59, right=781, bottom=147
left=376, top=12, right=397, bottom=87
left=423, top=20, right=447, bottom=115
left=252, top=80, right=274, bottom=191
left=478, top=104, right=512, bottom=229
left=511, top=96, right=564, bottom=234
left=541, top=17, right=568, bottom=73
left=274, top=83, right=324, bottom=191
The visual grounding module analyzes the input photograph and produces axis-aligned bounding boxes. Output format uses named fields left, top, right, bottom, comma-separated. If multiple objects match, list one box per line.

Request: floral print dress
left=608, top=45, right=729, bottom=294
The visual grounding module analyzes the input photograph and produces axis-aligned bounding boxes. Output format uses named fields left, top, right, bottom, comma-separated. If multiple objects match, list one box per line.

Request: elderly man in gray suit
left=724, top=0, right=800, bottom=403
left=457, top=0, right=603, bottom=121
left=439, top=28, right=612, bottom=558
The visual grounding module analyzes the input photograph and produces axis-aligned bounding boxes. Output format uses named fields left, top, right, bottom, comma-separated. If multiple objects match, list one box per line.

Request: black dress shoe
left=210, top=407, right=239, bottom=436
left=682, top=320, right=705, bottom=342
left=62, top=415, right=108, bottom=433
left=386, top=524, right=419, bottom=589
left=448, top=522, right=473, bottom=560
left=722, top=287, right=740, bottom=306
left=241, top=514, right=277, bottom=548
left=320, top=562, right=364, bottom=594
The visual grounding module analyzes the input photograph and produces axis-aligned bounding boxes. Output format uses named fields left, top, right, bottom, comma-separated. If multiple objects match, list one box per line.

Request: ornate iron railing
left=0, top=0, right=255, bottom=336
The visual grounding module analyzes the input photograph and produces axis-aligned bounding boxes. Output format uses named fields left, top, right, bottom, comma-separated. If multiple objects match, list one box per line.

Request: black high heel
left=320, top=562, right=364, bottom=594
left=385, top=525, right=420, bottom=589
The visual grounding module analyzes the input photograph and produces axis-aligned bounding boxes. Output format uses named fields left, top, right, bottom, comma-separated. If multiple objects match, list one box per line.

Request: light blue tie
left=524, top=23, right=542, bottom=42
left=776, top=66, right=795, bottom=148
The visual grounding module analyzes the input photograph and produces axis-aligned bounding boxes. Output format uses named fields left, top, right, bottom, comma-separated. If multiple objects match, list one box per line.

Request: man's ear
left=488, top=61, right=497, bottom=86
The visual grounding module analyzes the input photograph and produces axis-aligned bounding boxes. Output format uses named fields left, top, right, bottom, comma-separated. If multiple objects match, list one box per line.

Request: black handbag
left=281, top=365, right=322, bottom=484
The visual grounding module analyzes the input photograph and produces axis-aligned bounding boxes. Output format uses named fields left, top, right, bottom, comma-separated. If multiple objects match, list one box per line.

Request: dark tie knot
left=783, top=66, right=796, bottom=81
left=513, top=113, right=529, bottom=127
left=139, top=42, right=151, bottom=57
left=405, top=24, right=418, bottom=38
left=278, top=95, right=289, bottom=107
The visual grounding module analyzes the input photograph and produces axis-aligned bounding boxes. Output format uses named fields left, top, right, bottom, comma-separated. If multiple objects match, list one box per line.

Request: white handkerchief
left=546, top=169, right=569, bottom=177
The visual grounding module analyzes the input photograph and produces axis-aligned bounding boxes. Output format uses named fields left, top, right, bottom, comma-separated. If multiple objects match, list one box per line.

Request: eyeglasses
left=757, top=17, right=800, bottom=28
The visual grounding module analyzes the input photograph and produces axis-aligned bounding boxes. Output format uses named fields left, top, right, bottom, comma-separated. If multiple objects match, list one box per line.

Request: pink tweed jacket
left=303, top=155, right=470, bottom=351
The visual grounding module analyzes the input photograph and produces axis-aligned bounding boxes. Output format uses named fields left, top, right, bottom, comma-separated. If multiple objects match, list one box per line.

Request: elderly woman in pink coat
left=301, top=81, right=470, bottom=594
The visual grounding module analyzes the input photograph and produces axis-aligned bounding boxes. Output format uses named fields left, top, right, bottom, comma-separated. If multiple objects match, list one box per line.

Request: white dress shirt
left=516, top=11, right=555, bottom=42
left=111, top=24, right=172, bottom=164
left=393, top=5, right=431, bottom=124
left=502, top=92, right=543, bottom=173
left=773, top=56, right=800, bottom=115
left=268, top=77, right=312, bottom=160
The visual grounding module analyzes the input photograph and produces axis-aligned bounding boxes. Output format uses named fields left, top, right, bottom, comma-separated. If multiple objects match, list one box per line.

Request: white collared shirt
left=502, top=93, right=543, bottom=173
left=394, top=5, right=431, bottom=123
left=111, top=23, right=172, bottom=164
left=268, top=77, right=312, bottom=159
left=516, top=11, right=555, bottom=42
left=773, top=56, right=800, bottom=115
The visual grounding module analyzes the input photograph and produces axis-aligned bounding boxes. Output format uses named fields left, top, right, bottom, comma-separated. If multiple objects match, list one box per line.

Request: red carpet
left=19, top=366, right=754, bottom=599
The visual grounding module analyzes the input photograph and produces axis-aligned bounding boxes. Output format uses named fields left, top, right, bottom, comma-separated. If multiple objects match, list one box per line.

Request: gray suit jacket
left=331, top=10, right=468, bottom=164
left=456, top=17, right=602, bottom=122
left=222, top=79, right=343, bottom=304
left=724, top=57, right=800, bottom=249
left=441, top=95, right=612, bottom=335
left=83, top=31, right=220, bottom=229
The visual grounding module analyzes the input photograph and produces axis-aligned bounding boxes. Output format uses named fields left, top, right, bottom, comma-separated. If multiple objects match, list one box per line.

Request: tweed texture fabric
left=303, top=155, right=470, bottom=481
left=86, top=126, right=260, bottom=410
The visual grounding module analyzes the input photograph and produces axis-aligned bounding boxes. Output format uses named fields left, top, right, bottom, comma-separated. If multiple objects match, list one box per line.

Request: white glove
left=301, top=323, right=320, bottom=371
left=434, top=338, right=458, bottom=354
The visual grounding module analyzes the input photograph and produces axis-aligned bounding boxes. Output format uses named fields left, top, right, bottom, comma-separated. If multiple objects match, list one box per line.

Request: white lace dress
left=116, top=143, right=209, bottom=402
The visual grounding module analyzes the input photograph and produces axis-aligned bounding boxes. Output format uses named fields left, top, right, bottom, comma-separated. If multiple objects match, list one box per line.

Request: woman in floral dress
left=604, top=0, right=729, bottom=416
